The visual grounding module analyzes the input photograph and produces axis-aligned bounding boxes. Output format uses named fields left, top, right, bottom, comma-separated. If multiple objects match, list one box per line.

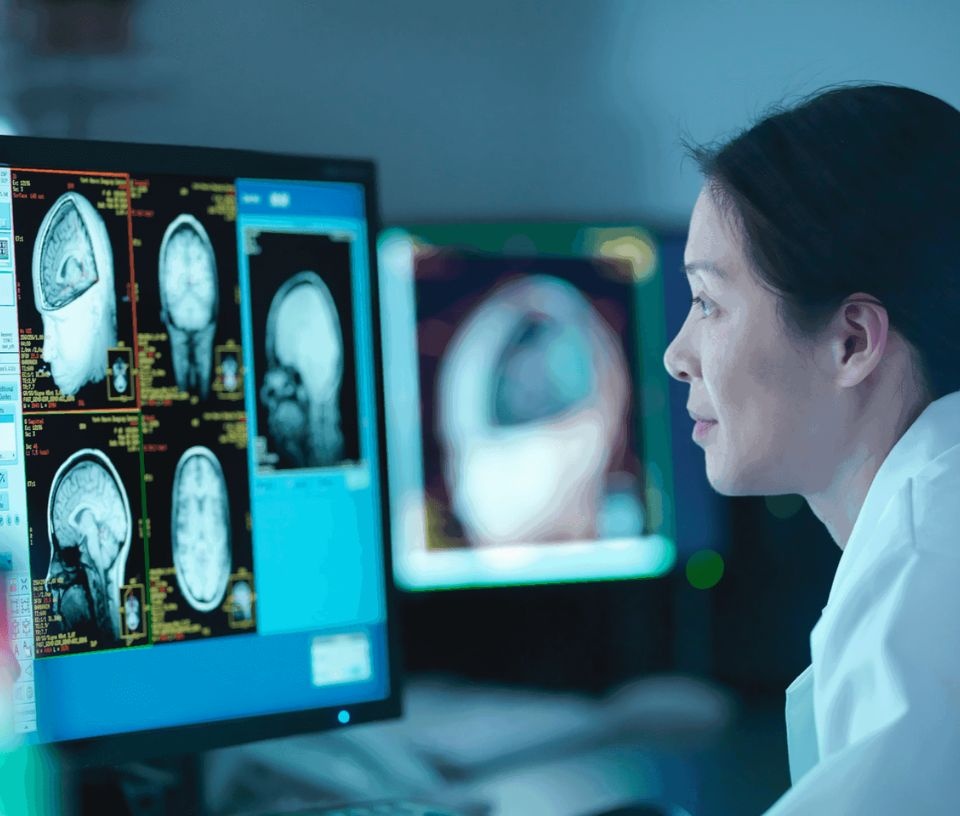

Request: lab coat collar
left=825, top=388, right=960, bottom=610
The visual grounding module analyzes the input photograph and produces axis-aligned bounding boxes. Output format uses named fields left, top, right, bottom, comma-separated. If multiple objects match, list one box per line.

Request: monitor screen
left=0, top=137, right=397, bottom=760
left=379, top=225, right=677, bottom=591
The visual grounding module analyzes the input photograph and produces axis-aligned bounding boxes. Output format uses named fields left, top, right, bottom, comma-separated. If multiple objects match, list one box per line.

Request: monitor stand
left=67, top=754, right=204, bottom=816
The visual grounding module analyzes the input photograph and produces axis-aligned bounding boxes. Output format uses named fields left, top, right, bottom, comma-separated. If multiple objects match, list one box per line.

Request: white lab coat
left=765, top=388, right=960, bottom=815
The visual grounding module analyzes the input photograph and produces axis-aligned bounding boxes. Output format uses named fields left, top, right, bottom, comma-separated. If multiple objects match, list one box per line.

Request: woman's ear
left=831, top=294, right=888, bottom=388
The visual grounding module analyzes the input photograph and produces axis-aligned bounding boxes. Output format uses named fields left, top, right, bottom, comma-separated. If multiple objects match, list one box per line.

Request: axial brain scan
left=260, top=271, right=344, bottom=467
left=221, top=354, right=239, bottom=392
left=171, top=446, right=232, bottom=612
left=230, top=580, right=253, bottom=623
left=44, top=450, right=133, bottom=644
left=31, top=192, right=118, bottom=396
left=159, top=214, right=219, bottom=399
left=111, top=355, right=130, bottom=395
left=124, top=592, right=141, bottom=634
left=436, top=274, right=630, bottom=547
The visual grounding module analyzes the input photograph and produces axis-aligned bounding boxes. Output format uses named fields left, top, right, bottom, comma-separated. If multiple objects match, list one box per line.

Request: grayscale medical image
left=260, top=271, right=345, bottom=467
left=246, top=231, right=360, bottom=471
left=221, top=353, right=240, bottom=393
left=171, top=445, right=232, bottom=612
left=229, top=580, right=253, bottom=624
left=124, top=590, right=141, bottom=634
left=159, top=214, right=219, bottom=399
left=111, top=354, right=131, bottom=396
left=44, top=449, right=133, bottom=646
left=31, top=191, right=118, bottom=397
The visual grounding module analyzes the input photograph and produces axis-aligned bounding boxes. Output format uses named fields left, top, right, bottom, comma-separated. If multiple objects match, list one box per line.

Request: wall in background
left=4, top=0, right=960, bottom=225
left=0, top=0, right=945, bottom=690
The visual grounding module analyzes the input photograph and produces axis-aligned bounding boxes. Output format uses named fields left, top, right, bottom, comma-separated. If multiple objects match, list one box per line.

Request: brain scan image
left=230, top=580, right=253, bottom=623
left=31, top=192, right=117, bottom=396
left=171, top=446, right=232, bottom=612
left=159, top=214, right=219, bottom=399
left=111, top=354, right=130, bottom=395
left=221, top=354, right=239, bottom=392
left=436, top=274, right=630, bottom=547
left=44, top=450, right=133, bottom=645
left=260, top=271, right=344, bottom=467
left=124, top=591, right=141, bottom=634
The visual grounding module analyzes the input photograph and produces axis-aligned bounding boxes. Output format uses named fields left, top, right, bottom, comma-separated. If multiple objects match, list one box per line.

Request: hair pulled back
left=683, top=83, right=960, bottom=401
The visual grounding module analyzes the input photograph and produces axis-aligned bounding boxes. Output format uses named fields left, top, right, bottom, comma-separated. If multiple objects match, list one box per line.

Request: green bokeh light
left=686, top=548, right=725, bottom=590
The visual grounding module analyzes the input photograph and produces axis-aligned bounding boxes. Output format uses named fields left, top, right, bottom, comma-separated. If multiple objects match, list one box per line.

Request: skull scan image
left=32, top=192, right=118, bottom=396
left=124, top=591, right=141, bottom=633
left=44, top=450, right=133, bottom=645
left=230, top=580, right=253, bottom=623
left=171, top=446, right=232, bottom=612
left=159, top=215, right=219, bottom=399
left=111, top=355, right=130, bottom=395
left=221, top=354, right=239, bottom=392
left=260, top=271, right=344, bottom=467
left=436, top=275, right=630, bottom=547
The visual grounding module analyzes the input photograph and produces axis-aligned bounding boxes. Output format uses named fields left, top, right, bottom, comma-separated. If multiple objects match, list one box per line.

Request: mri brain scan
left=124, top=592, right=141, bottom=634
left=111, top=354, right=130, bottom=395
left=436, top=274, right=630, bottom=547
left=171, top=446, right=232, bottom=612
left=44, top=450, right=133, bottom=644
left=230, top=580, right=253, bottom=623
left=32, top=192, right=118, bottom=396
left=159, top=215, right=219, bottom=399
left=221, top=354, right=239, bottom=392
left=260, top=271, right=344, bottom=467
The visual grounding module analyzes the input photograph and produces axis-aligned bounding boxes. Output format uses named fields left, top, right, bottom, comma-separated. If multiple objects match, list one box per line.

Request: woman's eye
left=690, top=295, right=714, bottom=317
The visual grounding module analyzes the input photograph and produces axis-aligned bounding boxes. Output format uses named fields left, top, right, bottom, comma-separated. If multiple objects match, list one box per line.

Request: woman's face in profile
left=663, top=186, right=838, bottom=497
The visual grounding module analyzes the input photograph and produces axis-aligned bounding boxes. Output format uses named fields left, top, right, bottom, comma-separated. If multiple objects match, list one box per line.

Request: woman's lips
left=693, top=419, right=718, bottom=441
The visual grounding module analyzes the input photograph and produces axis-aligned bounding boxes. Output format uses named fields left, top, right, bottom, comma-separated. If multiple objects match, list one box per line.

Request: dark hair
left=682, top=82, right=960, bottom=401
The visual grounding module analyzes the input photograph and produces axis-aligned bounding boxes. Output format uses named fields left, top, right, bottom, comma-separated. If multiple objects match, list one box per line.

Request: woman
left=663, top=83, right=960, bottom=813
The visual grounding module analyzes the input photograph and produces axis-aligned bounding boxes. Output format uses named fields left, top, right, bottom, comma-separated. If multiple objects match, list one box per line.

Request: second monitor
left=379, top=224, right=677, bottom=592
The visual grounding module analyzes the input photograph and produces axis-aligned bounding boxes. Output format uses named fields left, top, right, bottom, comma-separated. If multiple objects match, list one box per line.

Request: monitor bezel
left=0, top=134, right=403, bottom=767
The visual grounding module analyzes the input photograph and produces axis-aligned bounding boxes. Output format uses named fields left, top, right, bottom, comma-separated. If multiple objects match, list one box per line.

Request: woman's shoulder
left=909, top=442, right=960, bottom=557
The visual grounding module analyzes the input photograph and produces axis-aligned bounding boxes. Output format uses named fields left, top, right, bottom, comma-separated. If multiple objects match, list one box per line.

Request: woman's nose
left=663, top=331, right=694, bottom=383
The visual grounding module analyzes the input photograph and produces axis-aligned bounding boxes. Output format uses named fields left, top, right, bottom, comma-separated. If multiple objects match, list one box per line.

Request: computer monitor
left=378, top=224, right=677, bottom=592
left=0, top=136, right=399, bottom=765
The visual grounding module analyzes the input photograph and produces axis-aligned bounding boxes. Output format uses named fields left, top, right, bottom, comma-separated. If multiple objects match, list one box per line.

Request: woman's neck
left=804, top=376, right=929, bottom=550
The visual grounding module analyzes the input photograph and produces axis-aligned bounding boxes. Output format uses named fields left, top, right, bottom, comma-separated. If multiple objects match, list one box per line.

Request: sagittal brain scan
left=31, top=192, right=117, bottom=397
left=44, top=449, right=132, bottom=645
left=431, top=270, right=637, bottom=548
left=171, top=446, right=232, bottom=612
left=159, top=215, right=218, bottom=399
left=246, top=230, right=360, bottom=471
left=260, top=271, right=345, bottom=467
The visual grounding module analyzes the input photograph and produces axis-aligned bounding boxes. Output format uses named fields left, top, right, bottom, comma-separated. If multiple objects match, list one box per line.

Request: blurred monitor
left=0, top=136, right=398, bottom=763
left=378, top=225, right=677, bottom=592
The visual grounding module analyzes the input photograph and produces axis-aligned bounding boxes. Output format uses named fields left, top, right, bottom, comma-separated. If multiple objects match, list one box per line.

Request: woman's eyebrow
left=682, top=261, right=728, bottom=281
